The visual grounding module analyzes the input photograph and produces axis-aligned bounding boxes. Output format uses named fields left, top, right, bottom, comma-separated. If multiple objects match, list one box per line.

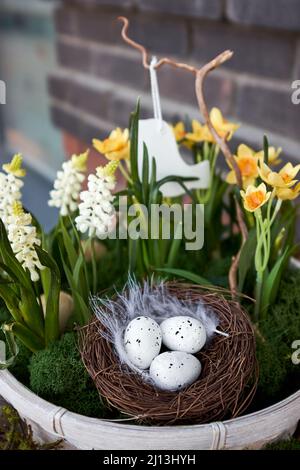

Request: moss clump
left=9, top=341, right=32, bottom=386
left=0, top=405, right=62, bottom=450
left=29, top=332, right=109, bottom=418
left=264, top=438, right=300, bottom=450
left=256, top=269, right=300, bottom=402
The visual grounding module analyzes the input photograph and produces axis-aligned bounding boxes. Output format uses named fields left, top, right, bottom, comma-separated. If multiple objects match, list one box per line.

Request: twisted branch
left=229, top=197, right=248, bottom=299
left=118, top=16, right=248, bottom=297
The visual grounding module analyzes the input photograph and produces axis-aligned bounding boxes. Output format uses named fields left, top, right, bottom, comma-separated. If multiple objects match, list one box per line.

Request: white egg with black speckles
left=160, top=315, right=206, bottom=354
left=150, top=351, right=201, bottom=391
left=124, top=316, right=162, bottom=369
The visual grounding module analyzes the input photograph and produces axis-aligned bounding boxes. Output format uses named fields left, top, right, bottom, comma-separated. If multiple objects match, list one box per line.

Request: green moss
left=256, top=269, right=300, bottom=402
left=9, top=341, right=32, bottom=385
left=29, top=332, right=110, bottom=418
left=0, top=405, right=62, bottom=450
left=265, top=438, right=300, bottom=450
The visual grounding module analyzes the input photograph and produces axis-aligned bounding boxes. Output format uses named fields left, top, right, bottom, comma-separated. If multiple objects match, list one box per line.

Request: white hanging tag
left=149, top=56, right=163, bottom=129
left=138, top=119, right=210, bottom=197
left=137, top=56, right=210, bottom=198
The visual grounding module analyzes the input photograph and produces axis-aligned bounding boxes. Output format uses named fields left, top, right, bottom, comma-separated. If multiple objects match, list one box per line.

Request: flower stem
left=254, top=271, right=264, bottom=321
left=119, top=162, right=133, bottom=185
left=91, top=238, right=98, bottom=294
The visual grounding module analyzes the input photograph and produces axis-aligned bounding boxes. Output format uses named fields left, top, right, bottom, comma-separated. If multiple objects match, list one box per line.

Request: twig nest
left=41, top=291, right=74, bottom=334
left=80, top=282, right=258, bottom=425
left=160, top=316, right=206, bottom=353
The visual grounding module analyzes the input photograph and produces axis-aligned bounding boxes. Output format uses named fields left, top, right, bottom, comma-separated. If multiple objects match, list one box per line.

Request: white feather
left=91, top=277, right=226, bottom=383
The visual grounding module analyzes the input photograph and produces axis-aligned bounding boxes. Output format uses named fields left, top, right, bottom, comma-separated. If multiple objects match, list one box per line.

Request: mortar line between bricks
left=50, top=84, right=300, bottom=163
left=50, top=98, right=117, bottom=130
left=57, top=34, right=291, bottom=90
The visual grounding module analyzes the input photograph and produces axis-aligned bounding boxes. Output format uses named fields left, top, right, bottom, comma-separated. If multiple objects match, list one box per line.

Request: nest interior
left=80, top=283, right=258, bottom=425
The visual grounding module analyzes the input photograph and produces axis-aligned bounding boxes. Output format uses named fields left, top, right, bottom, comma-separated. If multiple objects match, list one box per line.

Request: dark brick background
left=49, top=0, right=300, bottom=160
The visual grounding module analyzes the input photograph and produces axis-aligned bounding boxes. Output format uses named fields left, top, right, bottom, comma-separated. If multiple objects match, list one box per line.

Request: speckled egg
left=160, top=315, right=206, bottom=354
left=124, top=316, right=162, bottom=369
left=149, top=351, right=201, bottom=391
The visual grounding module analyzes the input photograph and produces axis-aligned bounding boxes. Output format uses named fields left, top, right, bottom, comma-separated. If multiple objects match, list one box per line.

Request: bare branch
left=194, top=52, right=243, bottom=189
left=118, top=16, right=248, bottom=297
left=229, top=197, right=248, bottom=299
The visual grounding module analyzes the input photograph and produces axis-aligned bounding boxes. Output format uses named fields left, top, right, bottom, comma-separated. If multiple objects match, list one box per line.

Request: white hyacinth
left=48, top=151, right=89, bottom=216
left=0, top=154, right=25, bottom=227
left=7, top=202, right=45, bottom=282
left=75, top=162, right=117, bottom=238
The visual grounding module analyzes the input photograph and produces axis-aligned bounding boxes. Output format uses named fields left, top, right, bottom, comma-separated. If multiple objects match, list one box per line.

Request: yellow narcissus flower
left=256, top=147, right=282, bottom=166
left=172, top=122, right=186, bottom=142
left=210, top=107, right=240, bottom=141
left=226, top=144, right=259, bottom=188
left=241, top=183, right=271, bottom=213
left=93, top=128, right=130, bottom=161
left=275, top=183, right=300, bottom=201
left=259, top=158, right=300, bottom=189
left=185, top=119, right=206, bottom=143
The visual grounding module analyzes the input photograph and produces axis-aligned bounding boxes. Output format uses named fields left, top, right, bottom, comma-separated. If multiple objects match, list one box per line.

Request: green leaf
left=0, top=284, right=23, bottom=324
left=59, top=217, right=78, bottom=270
left=129, top=100, right=140, bottom=183
left=12, top=322, right=45, bottom=352
left=166, top=221, right=183, bottom=268
left=59, top=251, right=90, bottom=325
left=260, top=246, right=293, bottom=316
left=36, top=247, right=60, bottom=346
left=19, top=286, right=44, bottom=338
left=155, top=267, right=212, bottom=285
left=263, top=135, right=269, bottom=165
left=0, top=219, right=32, bottom=291
left=238, top=227, right=257, bottom=292
left=0, top=324, right=19, bottom=369
left=142, top=142, right=149, bottom=203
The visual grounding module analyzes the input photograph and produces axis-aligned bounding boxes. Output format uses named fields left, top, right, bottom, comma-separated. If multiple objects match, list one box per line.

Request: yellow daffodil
left=226, top=144, right=259, bottom=188
left=210, top=107, right=240, bottom=141
left=275, top=183, right=300, bottom=201
left=241, top=183, right=271, bottom=212
left=256, top=147, right=282, bottom=166
left=259, top=158, right=300, bottom=189
left=93, top=128, right=130, bottom=161
left=185, top=119, right=207, bottom=143
left=172, top=122, right=186, bottom=142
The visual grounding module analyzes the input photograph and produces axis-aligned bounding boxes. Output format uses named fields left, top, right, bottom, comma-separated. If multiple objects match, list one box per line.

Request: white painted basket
left=0, top=368, right=300, bottom=450
left=1, top=257, right=299, bottom=450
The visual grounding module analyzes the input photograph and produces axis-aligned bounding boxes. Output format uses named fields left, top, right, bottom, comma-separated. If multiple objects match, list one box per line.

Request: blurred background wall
left=0, top=0, right=63, bottom=229
left=49, top=0, right=300, bottom=166
left=0, top=0, right=300, bottom=226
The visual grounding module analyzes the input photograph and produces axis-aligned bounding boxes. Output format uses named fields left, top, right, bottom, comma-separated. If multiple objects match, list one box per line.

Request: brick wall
left=49, top=0, right=300, bottom=163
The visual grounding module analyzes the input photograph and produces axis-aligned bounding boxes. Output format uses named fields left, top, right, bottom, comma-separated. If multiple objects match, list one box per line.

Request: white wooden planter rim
left=0, top=257, right=299, bottom=449
left=0, top=369, right=299, bottom=450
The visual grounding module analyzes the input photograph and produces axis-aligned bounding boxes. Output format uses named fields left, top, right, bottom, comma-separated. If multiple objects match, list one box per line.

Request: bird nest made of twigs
left=80, top=282, right=258, bottom=425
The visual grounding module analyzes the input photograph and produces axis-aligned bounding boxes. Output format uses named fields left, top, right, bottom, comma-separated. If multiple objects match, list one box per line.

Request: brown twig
left=118, top=16, right=247, bottom=297
left=118, top=16, right=243, bottom=189
left=229, top=197, right=248, bottom=298
left=195, top=55, right=243, bottom=189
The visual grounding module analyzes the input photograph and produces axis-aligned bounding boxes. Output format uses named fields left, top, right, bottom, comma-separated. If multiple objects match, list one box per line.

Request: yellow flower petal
left=172, top=122, right=186, bottom=142
left=210, top=107, right=240, bottom=140
left=276, top=182, right=300, bottom=201
left=241, top=183, right=271, bottom=212
left=93, top=128, right=130, bottom=161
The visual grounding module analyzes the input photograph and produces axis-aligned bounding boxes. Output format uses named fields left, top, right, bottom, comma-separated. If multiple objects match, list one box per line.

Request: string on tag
left=149, top=56, right=163, bottom=130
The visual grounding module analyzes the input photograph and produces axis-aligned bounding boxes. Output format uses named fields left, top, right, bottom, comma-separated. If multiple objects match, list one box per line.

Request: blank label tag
left=138, top=119, right=210, bottom=198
